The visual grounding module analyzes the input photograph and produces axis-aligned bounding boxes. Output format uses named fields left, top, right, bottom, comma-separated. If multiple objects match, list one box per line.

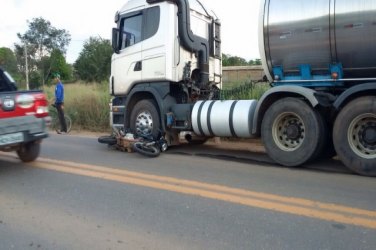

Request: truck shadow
left=167, top=143, right=353, bottom=176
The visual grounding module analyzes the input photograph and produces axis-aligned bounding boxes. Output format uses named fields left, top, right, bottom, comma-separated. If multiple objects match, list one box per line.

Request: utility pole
left=24, top=42, right=29, bottom=90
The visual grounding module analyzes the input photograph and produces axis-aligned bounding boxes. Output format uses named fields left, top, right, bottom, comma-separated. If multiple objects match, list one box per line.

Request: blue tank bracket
left=300, top=64, right=312, bottom=80
left=273, top=66, right=284, bottom=81
left=272, top=63, right=344, bottom=87
left=166, top=112, right=175, bottom=128
left=330, top=63, right=344, bottom=79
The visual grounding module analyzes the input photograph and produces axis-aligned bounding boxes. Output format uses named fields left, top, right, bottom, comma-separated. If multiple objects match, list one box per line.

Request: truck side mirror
left=112, top=28, right=120, bottom=54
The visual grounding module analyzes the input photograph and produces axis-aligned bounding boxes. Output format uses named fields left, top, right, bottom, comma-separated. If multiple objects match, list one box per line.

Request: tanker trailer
left=256, top=0, right=376, bottom=176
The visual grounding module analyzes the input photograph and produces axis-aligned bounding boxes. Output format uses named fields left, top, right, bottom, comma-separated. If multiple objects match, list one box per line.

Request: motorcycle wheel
left=132, top=141, right=161, bottom=157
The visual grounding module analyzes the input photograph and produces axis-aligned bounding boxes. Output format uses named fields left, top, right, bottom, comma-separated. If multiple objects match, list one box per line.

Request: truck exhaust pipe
left=147, top=0, right=210, bottom=87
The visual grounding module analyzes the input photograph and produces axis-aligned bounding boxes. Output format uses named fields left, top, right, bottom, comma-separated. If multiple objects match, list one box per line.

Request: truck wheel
left=333, top=96, right=376, bottom=176
left=17, top=141, right=41, bottom=162
left=130, top=99, right=161, bottom=138
left=261, top=97, right=324, bottom=167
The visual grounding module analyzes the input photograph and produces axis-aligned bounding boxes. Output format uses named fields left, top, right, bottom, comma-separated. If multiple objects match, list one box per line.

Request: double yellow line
left=2, top=153, right=376, bottom=229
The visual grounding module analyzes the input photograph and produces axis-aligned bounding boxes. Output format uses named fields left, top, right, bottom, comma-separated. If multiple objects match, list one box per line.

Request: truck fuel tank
left=192, top=100, right=258, bottom=138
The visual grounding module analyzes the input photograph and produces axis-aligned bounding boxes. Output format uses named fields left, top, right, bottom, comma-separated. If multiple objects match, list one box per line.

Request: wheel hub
left=273, top=113, right=305, bottom=151
left=360, top=124, right=376, bottom=147
left=363, top=126, right=376, bottom=145
left=286, top=122, right=301, bottom=140
left=349, top=114, right=376, bottom=158
left=135, top=111, right=153, bottom=136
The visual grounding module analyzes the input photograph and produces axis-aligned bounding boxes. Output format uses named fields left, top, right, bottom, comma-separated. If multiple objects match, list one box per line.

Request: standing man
left=53, top=73, right=67, bottom=134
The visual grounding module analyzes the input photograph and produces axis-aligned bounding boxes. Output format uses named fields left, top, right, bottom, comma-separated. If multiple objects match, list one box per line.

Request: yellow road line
left=35, top=157, right=376, bottom=218
left=1, top=153, right=376, bottom=229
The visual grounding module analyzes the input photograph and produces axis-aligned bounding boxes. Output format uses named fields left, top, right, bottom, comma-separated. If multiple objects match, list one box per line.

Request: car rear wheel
left=17, top=141, right=41, bottom=162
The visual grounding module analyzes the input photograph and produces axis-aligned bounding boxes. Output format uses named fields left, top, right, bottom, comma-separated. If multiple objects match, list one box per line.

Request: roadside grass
left=221, top=81, right=270, bottom=100
left=44, top=81, right=111, bottom=132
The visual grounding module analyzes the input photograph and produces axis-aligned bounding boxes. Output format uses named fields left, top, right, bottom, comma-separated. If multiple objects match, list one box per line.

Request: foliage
left=74, top=37, right=112, bottom=83
left=222, top=54, right=261, bottom=66
left=220, top=81, right=269, bottom=100
left=0, top=47, right=21, bottom=81
left=42, top=49, right=73, bottom=85
left=14, top=17, right=71, bottom=87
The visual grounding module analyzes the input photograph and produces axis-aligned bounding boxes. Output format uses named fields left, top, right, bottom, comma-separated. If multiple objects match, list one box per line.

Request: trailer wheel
left=314, top=113, right=335, bottom=160
left=17, top=141, right=41, bottom=162
left=333, top=96, right=376, bottom=176
left=130, top=99, right=161, bottom=138
left=261, top=98, right=324, bottom=167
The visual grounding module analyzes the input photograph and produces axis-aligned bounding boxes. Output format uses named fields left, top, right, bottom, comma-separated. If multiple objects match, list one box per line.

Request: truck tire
left=130, top=99, right=161, bottom=138
left=314, top=113, right=335, bottom=160
left=17, top=141, right=41, bottom=162
left=261, top=97, right=324, bottom=167
left=333, top=96, right=376, bottom=176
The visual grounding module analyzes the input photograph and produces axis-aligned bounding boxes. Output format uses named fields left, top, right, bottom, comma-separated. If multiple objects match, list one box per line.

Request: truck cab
left=109, top=0, right=222, bottom=144
left=110, top=0, right=221, bottom=96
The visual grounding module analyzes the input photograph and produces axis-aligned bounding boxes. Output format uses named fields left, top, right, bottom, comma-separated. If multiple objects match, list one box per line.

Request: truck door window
left=119, top=6, right=160, bottom=50
left=120, top=14, right=142, bottom=49
left=143, top=6, right=160, bottom=40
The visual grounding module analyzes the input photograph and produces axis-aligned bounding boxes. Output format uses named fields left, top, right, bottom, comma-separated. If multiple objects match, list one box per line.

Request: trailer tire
left=313, top=113, right=335, bottom=160
left=319, top=134, right=337, bottom=160
left=333, top=96, right=376, bottom=176
left=17, top=141, right=40, bottom=162
left=130, top=99, right=161, bottom=138
left=261, top=98, right=324, bottom=167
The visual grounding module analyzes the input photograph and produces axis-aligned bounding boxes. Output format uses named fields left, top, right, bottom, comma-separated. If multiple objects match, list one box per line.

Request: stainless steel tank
left=259, top=0, right=376, bottom=82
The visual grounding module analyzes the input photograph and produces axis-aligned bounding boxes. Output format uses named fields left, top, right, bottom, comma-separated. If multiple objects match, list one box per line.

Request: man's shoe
left=57, top=130, right=67, bottom=134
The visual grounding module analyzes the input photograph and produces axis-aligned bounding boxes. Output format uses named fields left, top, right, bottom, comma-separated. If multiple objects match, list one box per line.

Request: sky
left=0, top=0, right=261, bottom=64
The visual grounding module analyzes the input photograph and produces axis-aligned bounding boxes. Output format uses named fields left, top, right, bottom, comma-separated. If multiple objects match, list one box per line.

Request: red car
left=0, top=68, right=49, bottom=162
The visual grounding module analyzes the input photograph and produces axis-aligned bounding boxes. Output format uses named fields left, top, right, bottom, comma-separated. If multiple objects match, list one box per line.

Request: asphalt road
left=0, top=134, right=375, bottom=250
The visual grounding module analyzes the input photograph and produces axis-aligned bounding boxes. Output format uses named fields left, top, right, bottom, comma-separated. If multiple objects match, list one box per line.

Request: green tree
left=41, top=49, right=72, bottom=85
left=222, top=53, right=230, bottom=66
left=15, top=17, right=71, bottom=87
left=74, top=37, right=112, bottom=82
left=0, top=47, right=20, bottom=78
left=222, top=54, right=250, bottom=66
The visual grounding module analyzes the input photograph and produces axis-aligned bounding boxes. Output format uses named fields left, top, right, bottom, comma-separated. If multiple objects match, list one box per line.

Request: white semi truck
left=108, top=0, right=376, bottom=176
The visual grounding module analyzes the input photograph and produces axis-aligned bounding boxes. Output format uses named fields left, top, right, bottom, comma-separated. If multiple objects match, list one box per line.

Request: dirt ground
left=204, top=138, right=266, bottom=153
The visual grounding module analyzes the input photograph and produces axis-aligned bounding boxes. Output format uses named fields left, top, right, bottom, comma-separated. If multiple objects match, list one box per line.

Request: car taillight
left=34, top=100, right=49, bottom=118
left=15, top=93, right=49, bottom=118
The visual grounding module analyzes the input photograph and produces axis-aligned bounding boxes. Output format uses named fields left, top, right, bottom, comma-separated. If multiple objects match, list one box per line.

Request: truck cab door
left=111, top=11, right=143, bottom=95
left=141, top=6, right=167, bottom=82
